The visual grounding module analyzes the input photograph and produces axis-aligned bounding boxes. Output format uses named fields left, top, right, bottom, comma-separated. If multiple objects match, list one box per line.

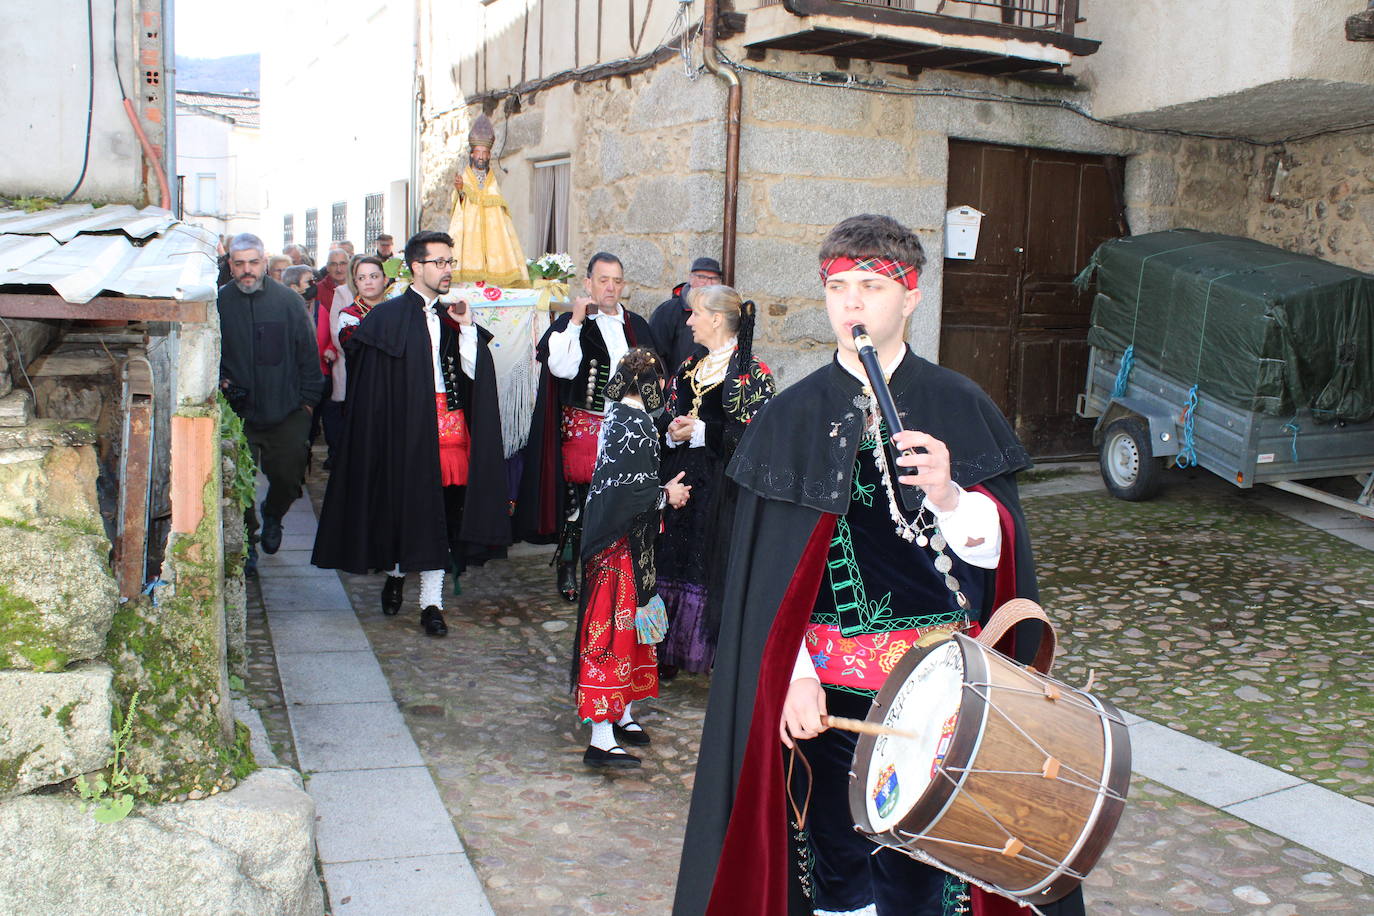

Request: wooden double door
left=940, top=140, right=1126, bottom=458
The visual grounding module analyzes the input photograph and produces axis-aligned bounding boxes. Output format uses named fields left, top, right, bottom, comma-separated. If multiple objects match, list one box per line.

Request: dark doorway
left=940, top=140, right=1126, bottom=458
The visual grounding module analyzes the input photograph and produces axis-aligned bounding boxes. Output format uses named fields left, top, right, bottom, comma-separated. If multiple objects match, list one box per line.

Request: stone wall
left=423, top=55, right=1262, bottom=387
left=419, top=46, right=1373, bottom=392
left=1245, top=129, right=1374, bottom=274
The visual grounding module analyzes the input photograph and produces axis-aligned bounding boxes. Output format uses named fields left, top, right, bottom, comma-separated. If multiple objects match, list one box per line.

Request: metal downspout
left=162, top=0, right=178, bottom=216
left=702, top=0, right=741, bottom=287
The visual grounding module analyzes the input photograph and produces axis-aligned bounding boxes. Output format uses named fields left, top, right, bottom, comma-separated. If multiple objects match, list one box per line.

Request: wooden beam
left=0, top=294, right=208, bottom=323
left=117, top=399, right=153, bottom=598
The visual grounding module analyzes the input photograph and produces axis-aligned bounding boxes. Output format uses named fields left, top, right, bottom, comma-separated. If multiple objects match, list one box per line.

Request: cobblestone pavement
left=283, top=472, right=1374, bottom=914
left=1027, top=485, right=1374, bottom=804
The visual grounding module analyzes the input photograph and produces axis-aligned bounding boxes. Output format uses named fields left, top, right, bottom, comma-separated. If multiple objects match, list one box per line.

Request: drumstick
left=822, top=715, right=922, bottom=742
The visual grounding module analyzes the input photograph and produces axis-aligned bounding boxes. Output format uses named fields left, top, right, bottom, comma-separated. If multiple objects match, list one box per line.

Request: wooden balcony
left=742, top=0, right=1099, bottom=79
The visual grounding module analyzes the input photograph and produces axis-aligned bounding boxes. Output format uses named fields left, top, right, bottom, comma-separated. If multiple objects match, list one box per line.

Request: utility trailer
left=1075, top=230, right=1374, bottom=519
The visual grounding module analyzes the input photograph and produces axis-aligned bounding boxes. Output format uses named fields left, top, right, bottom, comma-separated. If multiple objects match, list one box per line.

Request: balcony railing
left=751, top=0, right=1081, bottom=37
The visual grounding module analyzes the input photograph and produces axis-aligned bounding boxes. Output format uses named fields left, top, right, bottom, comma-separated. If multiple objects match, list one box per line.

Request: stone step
left=0, top=389, right=33, bottom=428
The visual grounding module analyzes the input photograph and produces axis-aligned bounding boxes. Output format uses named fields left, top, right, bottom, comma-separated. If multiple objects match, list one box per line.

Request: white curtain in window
left=530, top=165, right=556, bottom=257
left=551, top=163, right=570, bottom=254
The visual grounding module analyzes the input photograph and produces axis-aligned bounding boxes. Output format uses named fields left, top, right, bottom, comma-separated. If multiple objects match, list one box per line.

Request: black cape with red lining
left=672, top=351, right=1085, bottom=916
left=312, top=288, right=511, bottom=574
left=513, top=308, right=658, bottom=543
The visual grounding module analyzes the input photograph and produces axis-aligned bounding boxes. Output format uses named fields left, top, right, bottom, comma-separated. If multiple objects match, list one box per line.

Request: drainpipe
left=702, top=0, right=741, bottom=286
left=162, top=0, right=178, bottom=216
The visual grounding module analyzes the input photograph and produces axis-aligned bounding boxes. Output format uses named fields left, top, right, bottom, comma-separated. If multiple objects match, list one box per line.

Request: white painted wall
left=0, top=0, right=148, bottom=201
left=175, top=108, right=263, bottom=241
left=1079, top=0, right=1374, bottom=119
left=260, top=0, right=417, bottom=259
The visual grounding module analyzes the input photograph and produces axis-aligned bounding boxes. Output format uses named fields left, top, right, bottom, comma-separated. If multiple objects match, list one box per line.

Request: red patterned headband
left=819, top=256, right=920, bottom=290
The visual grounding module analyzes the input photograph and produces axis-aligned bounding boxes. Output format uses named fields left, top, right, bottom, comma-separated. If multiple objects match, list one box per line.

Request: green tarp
left=1083, top=229, right=1374, bottom=423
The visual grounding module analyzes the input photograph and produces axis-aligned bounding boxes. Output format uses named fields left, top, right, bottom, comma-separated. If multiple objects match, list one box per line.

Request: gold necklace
left=687, top=357, right=728, bottom=418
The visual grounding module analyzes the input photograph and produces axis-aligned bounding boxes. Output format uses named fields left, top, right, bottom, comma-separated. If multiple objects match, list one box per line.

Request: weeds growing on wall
left=74, top=692, right=150, bottom=823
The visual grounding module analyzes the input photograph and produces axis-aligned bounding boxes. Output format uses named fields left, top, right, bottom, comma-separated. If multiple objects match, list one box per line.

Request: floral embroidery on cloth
left=435, top=393, right=469, bottom=486
left=561, top=405, right=602, bottom=484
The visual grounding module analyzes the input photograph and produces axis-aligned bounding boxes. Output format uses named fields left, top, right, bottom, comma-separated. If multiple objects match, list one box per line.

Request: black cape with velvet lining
left=672, top=351, right=1084, bottom=916
left=513, top=309, right=658, bottom=543
left=312, top=288, right=511, bottom=575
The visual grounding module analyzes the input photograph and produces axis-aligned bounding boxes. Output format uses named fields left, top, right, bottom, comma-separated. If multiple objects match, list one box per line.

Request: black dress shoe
left=244, top=544, right=259, bottom=578
left=381, top=575, right=404, bottom=616
left=557, top=561, right=578, bottom=603
left=260, top=514, right=283, bottom=555
left=420, top=605, right=448, bottom=637
left=583, top=745, right=641, bottom=769
left=658, top=662, right=679, bottom=683
left=614, top=720, right=651, bottom=746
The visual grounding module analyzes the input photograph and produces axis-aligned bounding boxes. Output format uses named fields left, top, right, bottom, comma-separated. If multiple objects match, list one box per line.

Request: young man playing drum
left=674, top=215, right=1084, bottom=916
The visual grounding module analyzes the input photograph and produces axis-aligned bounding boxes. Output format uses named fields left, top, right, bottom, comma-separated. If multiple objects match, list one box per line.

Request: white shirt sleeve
left=792, top=643, right=818, bottom=683
left=923, top=483, right=1002, bottom=569
left=458, top=324, right=478, bottom=379
left=664, top=418, right=707, bottom=450
left=688, top=418, right=707, bottom=448
left=546, top=320, right=584, bottom=379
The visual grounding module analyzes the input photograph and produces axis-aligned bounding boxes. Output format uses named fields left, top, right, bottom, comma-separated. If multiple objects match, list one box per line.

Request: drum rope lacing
left=959, top=682, right=1129, bottom=803
left=866, top=676, right=1126, bottom=910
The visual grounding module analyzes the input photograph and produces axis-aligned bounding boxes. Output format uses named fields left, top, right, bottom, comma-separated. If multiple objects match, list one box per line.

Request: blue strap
left=1111, top=345, right=1135, bottom=399
left=1177, top=385, right=1200, bottom=468
left=1282, top=415, right=1300, bottom=463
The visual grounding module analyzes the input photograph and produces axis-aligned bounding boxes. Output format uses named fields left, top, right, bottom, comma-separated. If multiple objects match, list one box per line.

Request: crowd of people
left=216, top=214, right=1078, bottom=916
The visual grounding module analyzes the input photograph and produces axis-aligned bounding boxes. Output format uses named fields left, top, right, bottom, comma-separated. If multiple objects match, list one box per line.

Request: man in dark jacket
left=648, top=256, right=722, bottom=376
left=311, top=231, right=511, bottom=637
left=218, top=233, right=324, bottom=565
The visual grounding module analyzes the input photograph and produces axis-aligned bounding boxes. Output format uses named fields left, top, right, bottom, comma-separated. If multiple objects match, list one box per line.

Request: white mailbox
left=945, top=206, right=984, bottom=260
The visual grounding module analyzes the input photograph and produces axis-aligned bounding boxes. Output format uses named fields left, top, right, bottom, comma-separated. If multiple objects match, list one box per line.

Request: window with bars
left=364, top=193, right=384, bottom=251
left=305, top=209, right=318, bottom=261
left=332, top=202, right=347, bottom=242
left=283, top=214, right=294, bottom=248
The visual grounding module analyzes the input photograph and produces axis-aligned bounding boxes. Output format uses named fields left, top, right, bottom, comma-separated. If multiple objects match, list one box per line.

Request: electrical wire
left=0, top=316, right=39, bottom=404
left=59, top=0, right=96, bottom=204
left=721, top=53, right=1374, bottom=147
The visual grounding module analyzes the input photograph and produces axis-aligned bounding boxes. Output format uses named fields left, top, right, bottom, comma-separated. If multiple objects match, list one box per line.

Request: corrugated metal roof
left=175, top=90, right=260, bottom=128
left=0, top=204, right=218, bottom=304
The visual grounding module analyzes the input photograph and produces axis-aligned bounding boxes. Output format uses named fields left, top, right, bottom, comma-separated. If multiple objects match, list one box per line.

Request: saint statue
left=448, top=114, right=529, bottom=289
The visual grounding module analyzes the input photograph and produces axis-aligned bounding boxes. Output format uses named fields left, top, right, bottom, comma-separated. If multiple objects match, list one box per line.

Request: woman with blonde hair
left=656, top=285, right=775, bottom=676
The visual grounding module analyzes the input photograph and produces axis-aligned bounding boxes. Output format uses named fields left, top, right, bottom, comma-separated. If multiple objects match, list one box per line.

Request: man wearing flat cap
left=650, top=256, right=724, bottom=377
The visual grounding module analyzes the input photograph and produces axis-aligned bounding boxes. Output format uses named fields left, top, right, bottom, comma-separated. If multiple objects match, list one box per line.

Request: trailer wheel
left=1099, top=417, right=1162, bottom=501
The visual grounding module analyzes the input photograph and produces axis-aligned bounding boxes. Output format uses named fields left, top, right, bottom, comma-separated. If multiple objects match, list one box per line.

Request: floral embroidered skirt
left=436, top=394, right=470, bottom=487
left=560, top=406, right=602, bottom=485
left=575, top=537, right=658, bottom=723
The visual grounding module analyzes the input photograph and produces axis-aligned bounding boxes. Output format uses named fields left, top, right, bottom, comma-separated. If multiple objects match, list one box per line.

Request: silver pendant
left=934, top=554, right=953, bottom=574
left=915, top=534, right=929, bottom=548
left=945, top=574, right=961, bottom=592
left=931, top=533, right=947, bottom=552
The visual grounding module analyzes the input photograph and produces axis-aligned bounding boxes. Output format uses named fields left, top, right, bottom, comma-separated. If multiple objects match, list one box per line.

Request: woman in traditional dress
left=572, top=349, right=691, bottom=769
left=656, top=286, right=775, bottom=677
left=335, top=255, right=391, bottom=349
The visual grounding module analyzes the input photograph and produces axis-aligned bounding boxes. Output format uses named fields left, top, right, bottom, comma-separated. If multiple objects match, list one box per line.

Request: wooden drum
left=847, top=632, right=1130, bottom=905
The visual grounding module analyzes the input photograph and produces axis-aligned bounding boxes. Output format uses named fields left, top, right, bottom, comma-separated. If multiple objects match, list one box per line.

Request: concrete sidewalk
left=255, top=493, right=494, bottom=916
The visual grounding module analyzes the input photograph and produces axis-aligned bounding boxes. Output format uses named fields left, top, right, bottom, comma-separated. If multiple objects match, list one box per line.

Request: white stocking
left=589, top=720, right=616, bottom=751
left=419, top=569, right=444, bottom=608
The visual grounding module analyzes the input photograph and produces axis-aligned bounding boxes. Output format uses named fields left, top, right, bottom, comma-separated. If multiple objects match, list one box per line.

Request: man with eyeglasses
left=515, top=252, right=660, bottom=602
left=313, top=231, right=511, bottom=638
left=217, top=233, right=324, bottom=571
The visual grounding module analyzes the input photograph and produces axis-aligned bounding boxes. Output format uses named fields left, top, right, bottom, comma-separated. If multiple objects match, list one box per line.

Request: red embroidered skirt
left=436, top=393, right=470, bottom=487
left=560, top=406, right=601, bottom=485
left=575, top=537, right=658, bottom=723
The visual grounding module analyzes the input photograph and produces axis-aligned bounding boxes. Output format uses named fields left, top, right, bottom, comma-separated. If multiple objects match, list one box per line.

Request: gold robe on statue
left=448, top=165, right=528, bottom=288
